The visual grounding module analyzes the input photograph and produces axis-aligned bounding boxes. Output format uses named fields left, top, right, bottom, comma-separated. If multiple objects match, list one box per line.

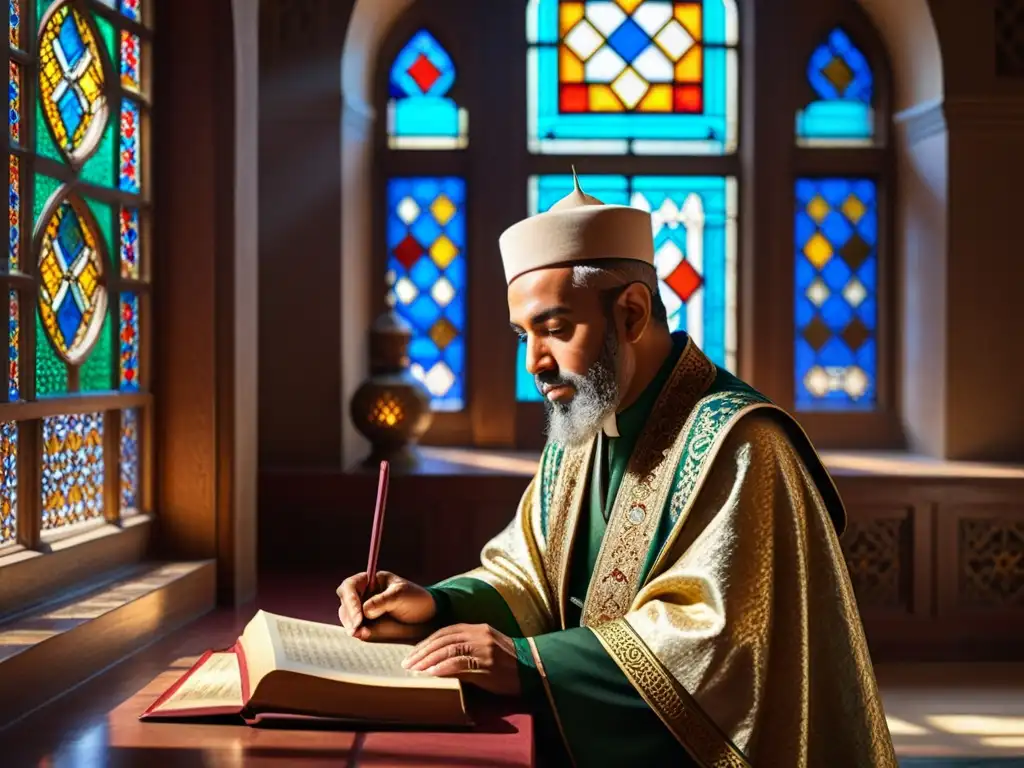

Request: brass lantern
left=350, top=312, right=433, bottom=470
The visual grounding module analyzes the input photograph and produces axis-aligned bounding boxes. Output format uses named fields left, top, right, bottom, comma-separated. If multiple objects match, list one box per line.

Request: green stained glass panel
left=36, top=312, right=68, bottom=395
left=94, top=13, right=117, bottom=63
left=80, top=118, right=116, bottom=189
left=33, top=174, right=62, bottom=227
left=79, top=312, right=113, bottom=392
left=86, top=197, right=116, bottom=263
left=35, top=101, right=63, bottom=164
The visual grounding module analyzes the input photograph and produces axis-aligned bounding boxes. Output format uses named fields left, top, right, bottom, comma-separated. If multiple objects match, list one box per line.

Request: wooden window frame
left=373, top=0, right=902, bottom=453
left=1, top=0, right=156, bottom=617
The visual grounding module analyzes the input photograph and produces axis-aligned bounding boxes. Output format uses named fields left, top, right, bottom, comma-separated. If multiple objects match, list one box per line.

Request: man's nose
left=524, top=336, right=555, bottom=377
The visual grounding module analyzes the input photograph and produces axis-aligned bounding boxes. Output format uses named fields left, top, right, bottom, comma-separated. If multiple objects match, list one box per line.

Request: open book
left=140, top=610, right=471, bottom=728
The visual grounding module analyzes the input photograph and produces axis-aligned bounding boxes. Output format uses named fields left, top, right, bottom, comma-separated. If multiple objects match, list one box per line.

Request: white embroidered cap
left=497, top=169, right=655, bottom=285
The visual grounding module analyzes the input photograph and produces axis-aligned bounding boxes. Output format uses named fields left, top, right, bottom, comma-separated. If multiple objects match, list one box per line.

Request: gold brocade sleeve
left=453, top=476, right=557, bottom=638
left=595, top=413, right=897, bottom=767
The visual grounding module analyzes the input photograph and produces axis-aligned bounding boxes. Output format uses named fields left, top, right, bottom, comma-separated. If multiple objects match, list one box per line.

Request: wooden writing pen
left=363, top=460, right=390, bottom=600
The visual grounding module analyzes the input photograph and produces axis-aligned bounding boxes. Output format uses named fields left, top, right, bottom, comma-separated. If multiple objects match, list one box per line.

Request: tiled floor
left=879, top=663, right=1024, bottom=763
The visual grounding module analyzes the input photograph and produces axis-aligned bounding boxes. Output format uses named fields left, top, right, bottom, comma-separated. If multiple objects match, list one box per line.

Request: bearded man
left=337, top=175, right=897, bottom=767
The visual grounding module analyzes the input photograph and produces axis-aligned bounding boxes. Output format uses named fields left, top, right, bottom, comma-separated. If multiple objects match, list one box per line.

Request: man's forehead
left=507, top=267, right=580, bottom=323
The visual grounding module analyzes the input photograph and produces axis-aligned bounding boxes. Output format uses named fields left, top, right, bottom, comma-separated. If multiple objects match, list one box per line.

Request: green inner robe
left=427, top=336, right=697, bottom=766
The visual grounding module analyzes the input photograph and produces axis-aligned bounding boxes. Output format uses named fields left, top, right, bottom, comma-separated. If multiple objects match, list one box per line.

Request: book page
left=151, top=652, right=244, bottom=712
left=264, top=612, right=457, bottom=689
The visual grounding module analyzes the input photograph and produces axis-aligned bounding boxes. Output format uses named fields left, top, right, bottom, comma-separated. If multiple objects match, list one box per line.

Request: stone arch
left=337, top=0, right=947, bottom=464
left=857, top=0, right=943, bottom=110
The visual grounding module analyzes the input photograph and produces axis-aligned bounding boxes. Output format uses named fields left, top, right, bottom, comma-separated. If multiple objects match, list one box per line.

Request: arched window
left=518, top=0, right=741, bottom=417
left=378, top=23, right=471, bottom=437
left=3, top=0, right=151, bottom=550
left=791, top=14, right=894, bottom=438
left=374, top=0, right=897, bottom=451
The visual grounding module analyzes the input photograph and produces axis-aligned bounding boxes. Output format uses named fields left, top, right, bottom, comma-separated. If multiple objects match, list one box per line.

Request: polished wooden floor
left=2, top=574, right=1022, bottom=766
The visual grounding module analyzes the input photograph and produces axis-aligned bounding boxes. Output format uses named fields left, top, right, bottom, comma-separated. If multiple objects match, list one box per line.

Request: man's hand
left=401, top=623, right=521, bottom=697
left=336, top=571, right=437, bottom=642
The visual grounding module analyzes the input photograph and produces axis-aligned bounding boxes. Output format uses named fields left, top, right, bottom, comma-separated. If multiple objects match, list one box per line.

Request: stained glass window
left=0, top=421, right=16, bottom=546
left=119, top=291, right=138, bottom=391
left=795, top=178, right=877, bottom=409
left=386, top=177, right=466, bottom=410
left=517, top=174, right=737, bottom=401
left=118, top=0, right=140, bottom=24
left=38, top=4, right=109, bottom=164
left=41, top=412, right=104, bottom=532
left=388, top=30, right=467, bottom=150
left=8, top=155, right=19, bottom=270
left=119, top=206, right=139, bottom=277
left=119, top=99, right=140, bottom=192
left=8, top=290, right=18, bottom=400
left=796, top=28, right=873, bottom=147
left=9, top=59, right=20, bottom=144
left=38, top=194, right=108, bottom=365
left=120, top=407, right=138, bottom=516
left=120, top=30, right=140, bottom=91
left=3, top=1, right=152, bottom=540
left=9, top=0, right=20, bottom=48
left=527, top=0, right=739, bottom=154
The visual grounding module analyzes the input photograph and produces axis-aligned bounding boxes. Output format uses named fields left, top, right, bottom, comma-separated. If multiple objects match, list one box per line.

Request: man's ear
left=617, top=283, right=651, bottom=344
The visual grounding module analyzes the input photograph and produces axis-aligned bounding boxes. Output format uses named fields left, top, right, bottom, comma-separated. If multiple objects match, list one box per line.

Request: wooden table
left=1, top=576, right=534, bottom=767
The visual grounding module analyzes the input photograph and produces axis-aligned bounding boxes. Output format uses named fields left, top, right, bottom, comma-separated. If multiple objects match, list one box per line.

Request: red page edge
left=138, top=645, right=247, bottom=721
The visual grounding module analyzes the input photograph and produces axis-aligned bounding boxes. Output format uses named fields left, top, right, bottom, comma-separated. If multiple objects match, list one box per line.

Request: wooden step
left=0, top=560, right=216, bottom=729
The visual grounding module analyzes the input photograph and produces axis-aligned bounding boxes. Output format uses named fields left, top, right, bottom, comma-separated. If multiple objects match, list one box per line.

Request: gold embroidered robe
left=428, top=335, right=897, bottom=767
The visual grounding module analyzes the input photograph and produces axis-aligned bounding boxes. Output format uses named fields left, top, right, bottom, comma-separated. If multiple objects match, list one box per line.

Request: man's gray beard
left=541, top=328, right=620, bottom=447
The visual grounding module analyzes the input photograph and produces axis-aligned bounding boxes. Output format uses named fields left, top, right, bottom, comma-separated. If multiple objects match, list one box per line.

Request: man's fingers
left=403, top=626, right=471, bottom=670
left=362, top=583, right=403, bottom=620
left=406, top=640, right=474, bottom=672
left=336, top=573, right=368, bottom=599
left=424, top=655, right=480, bottom=677
left=336, top=573, right=368, bottom=632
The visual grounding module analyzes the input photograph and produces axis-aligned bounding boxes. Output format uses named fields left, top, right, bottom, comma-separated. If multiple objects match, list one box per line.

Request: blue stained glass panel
left=386, top=177, right=467, bottom=411
left=796, top=28, right=874, bottom=146
left=526, top=0, right=739, bottom=155
left=120, top=408, right=139, bottom=515
left=517, top=174, right=737, bottom=401
left=0, top=421, right=15, bottom=547
left=388, top=30, right=467, bottom=149
left=794, top=177, right=878, bottom=410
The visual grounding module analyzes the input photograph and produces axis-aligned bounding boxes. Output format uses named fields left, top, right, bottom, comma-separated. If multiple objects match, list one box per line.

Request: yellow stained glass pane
left=40, top=252, right=64, bottom=301
left=78, top=262, right=100, bottom=299
left=77, top=70, right=102, bottom=102
left=675, top=46, right=703, bottom=82
left=559, top=1, right=585, bottom=36
left=675, top=4, right=703, bottom=40
left=430, top=194, right=456, bottom=226
left=559, top=45, right=585, bottom=84
left=430, top=235, right=459, bottom=269
left=638, top=84, right=673, bottom=112
left=616, top=0, right=645, bottom=14
left=589, top=84, right=623, bottom=112
left=842, top=194, right=866, bottom=224
left=807, top=195, right=830, bottom=224
left=803, top=233, right=834, bottom=270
